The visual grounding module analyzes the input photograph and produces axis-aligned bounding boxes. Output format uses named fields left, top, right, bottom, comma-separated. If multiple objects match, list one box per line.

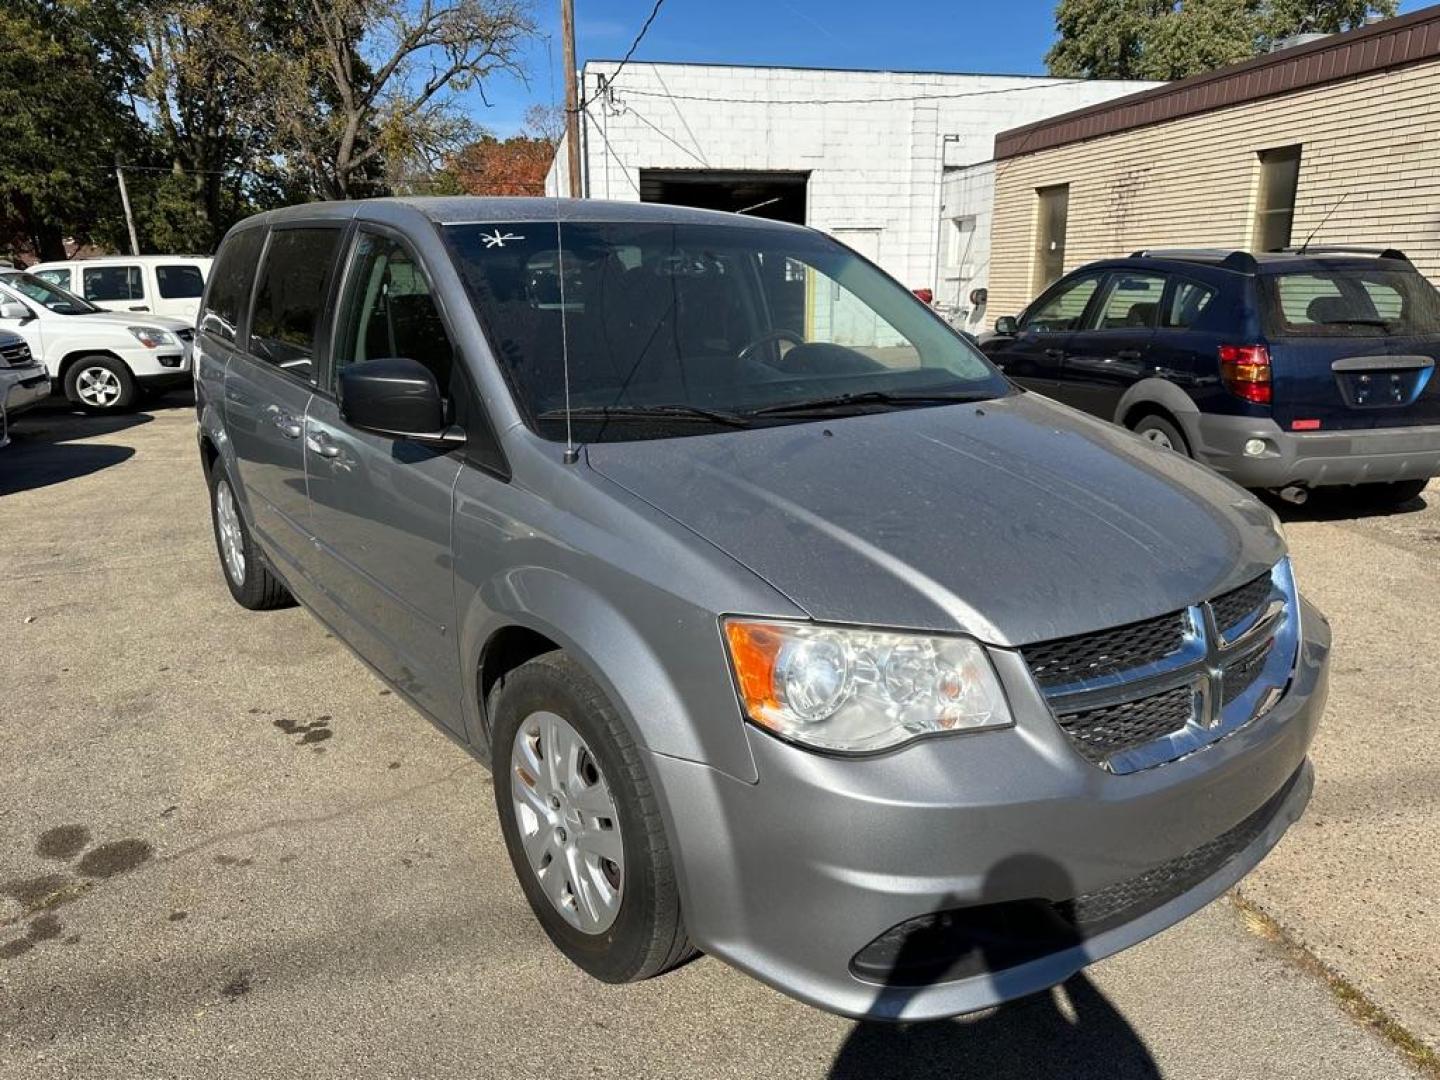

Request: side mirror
left=994, top=315, right=1019, bottom=336
left=338, top=357, right=464, bottom=446
left=0, top=299, right=33, bottom=322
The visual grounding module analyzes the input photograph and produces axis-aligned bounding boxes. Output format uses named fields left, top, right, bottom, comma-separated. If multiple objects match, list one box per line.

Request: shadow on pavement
left=1260, top=485, right=1430, bottom=523
left=0, top=403, right=153, bottom=496
left=829, top=857, right=1160, bottom=1080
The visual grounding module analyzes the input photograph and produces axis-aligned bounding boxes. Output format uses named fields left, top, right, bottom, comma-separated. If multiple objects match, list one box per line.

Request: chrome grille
left=1025, top=562, right=1298, bottom=774
left=1, top=340, right=31, bottom=367
left=1211, top=573, right=1272, bottom=636
left=1055, top=685, right=1196, bottom=766
left=1022, top=611, right=1188, bottom=690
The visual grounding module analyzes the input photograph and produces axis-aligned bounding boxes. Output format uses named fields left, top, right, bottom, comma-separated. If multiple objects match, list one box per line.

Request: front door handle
left=129, top=305, right=149, bottom=312
left=267, top=406, right=302, bottom=439
left=305, top=431, right=341, bottom=458
left=1116, top=349, right=1143, bottom=361
left=1044, top=348, right=1065, bottom=359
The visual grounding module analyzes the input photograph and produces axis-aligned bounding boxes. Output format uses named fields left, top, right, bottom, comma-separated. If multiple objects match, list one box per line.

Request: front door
left=989, top=272, right=1102, bottom=396
left=304, top=228, right=465, bottom=729
left=224, top=225, right=344, bottom=582
left=1058, top=271, right=1164, bottom=418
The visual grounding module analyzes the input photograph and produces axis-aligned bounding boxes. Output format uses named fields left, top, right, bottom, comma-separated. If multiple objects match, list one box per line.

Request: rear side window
left=1091, top=273, right=1165, bottom=330
left=1263, top=267, right=1440, bottom=338
left=32, top=268, right=71, bottom=290
left=1163, top=280, right=1216, bottom=329
left=202, top=228, right=266, bottom=342
left=248, top=227, right=343, bottom=380
left=157, top=264, right=205, bottom=299
left=83, top=265, right=144, bottom=302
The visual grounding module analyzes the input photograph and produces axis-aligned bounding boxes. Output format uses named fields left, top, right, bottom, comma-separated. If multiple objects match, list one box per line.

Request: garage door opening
left=638, top=170, right=808, bottom=224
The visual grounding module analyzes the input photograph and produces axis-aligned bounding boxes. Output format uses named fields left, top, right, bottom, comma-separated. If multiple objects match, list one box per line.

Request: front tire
left=492, top=652, right=694, bottom=983
left=207, top=461, right=293, bottom=610
left=64, top=356, right=136, bottom=412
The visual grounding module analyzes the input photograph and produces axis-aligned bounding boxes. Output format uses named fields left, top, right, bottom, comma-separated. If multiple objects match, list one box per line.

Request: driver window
left=334, top=233, right=455, bottom=393
left=767, top=256, right=921, bottom=370
left=1024, top=275, right=1099, bottom=333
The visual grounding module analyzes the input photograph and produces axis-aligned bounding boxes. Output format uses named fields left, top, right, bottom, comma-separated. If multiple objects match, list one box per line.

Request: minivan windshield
left=0, top=271, right=103, bottom=315
left=444, top=221, right=1009, bottom=441
left=1261, top=265, right=1440, bottom=339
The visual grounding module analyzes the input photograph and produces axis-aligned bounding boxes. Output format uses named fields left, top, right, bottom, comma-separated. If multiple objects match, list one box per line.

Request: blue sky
left=472, top=0, right=1431, bottom=136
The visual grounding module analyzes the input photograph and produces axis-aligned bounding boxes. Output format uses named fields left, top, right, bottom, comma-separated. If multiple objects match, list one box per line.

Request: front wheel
left=64, top=356, right=137, bottom=412
left=492, top=652, right=694, bottom=983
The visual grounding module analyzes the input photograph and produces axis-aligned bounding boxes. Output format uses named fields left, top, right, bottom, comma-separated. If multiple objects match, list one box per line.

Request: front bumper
left=121, top=343, right=192, bottom=381
left=1, top=367, right=51, bottom=415
left=650, top=599, right=1330, bottom=1020
left=1189, top=413, right=1440, bottom=488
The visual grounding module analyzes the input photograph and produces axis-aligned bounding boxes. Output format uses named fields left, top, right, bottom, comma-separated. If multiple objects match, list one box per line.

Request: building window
left=1034, top=185, right=1069, bottom=294
left=1255, top=146, right=1301, bottom=252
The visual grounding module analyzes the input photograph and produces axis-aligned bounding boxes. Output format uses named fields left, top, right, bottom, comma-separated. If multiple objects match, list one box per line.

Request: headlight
left=723, top=618, right=1013, bottom=753
left=128, top=326, right=176, bottom=348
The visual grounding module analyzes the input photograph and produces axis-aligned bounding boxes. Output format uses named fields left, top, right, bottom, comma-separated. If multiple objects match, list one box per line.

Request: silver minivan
left=197, top=198, right=1330, bottom=1021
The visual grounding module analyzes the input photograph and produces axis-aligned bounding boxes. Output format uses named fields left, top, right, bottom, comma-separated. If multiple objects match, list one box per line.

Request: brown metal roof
left=995, top=6, right=1440, bottom=160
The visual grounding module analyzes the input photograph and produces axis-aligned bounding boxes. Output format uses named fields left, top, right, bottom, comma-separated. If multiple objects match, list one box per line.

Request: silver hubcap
left=76, top=365, right=122, bottom=407
left=214, top=479, right=246, bottom=586
left=510, top=711, right=624, bottom=934
left=1142, top=427, right=1175, bottom=451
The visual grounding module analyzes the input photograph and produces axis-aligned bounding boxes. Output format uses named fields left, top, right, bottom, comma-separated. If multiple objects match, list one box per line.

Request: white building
left=548, top=61, right=1153, bottom=332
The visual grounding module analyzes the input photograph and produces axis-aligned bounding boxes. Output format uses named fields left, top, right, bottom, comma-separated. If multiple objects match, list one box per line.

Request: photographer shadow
left=829, top=854, right=1162, bottom=1080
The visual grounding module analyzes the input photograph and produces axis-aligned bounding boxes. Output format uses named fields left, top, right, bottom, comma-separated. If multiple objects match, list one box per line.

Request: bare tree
left=242, top=0, right=535, bottom=200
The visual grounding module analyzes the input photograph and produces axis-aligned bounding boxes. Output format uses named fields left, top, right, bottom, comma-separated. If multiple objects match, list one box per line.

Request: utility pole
left=560, top=0, right=583, bottom=198
left=115, top=158, right=140, bottom=255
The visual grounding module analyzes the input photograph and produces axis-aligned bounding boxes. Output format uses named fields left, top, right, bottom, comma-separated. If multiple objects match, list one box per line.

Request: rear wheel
left=208, top=461, right=293, bottom=610
left=492, top=652, right=694, bottom=983
left=64, top=356, right=136, bottom=412
left=1352, top=478, right=1429, bottom=509
left=1132, top=413, right=1191, bottom=457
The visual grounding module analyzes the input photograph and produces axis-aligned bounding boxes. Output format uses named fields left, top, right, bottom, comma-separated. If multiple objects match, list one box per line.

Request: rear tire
left=1132, top=413, right=1192, bottom=457
left=207, top=461, right=293, bottom=610
left=492, top=652, right=695, bottom=983
left=1352, top=478, right=1429, bottom=509
left=64, top=356, right=136, bottom=412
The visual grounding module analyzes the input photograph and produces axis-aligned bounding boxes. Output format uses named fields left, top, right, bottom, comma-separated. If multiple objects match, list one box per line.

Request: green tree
left=1046, top=0, right=1398, bottom=81
left=0, top=0, right=142, bottom=260
left=232, top=0, right=536, bottom=201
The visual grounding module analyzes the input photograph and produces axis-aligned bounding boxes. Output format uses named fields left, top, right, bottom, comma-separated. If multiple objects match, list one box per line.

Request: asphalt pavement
left=0, top=398, right=1431, bottom=1079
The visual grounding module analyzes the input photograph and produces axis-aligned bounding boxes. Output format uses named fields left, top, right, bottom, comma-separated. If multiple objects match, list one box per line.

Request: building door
left=1033, top=184, right=1070, bottom=295
left=638, top=169, right=808, bottom=225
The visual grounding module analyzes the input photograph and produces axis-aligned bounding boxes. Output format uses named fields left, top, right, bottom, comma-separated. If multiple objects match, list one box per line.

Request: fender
left=1114, top=377, right=1201, bottom=432
left=458, top=565, right=761, bottom=784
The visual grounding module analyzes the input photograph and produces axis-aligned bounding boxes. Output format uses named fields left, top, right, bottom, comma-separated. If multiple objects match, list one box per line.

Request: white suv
left=28, top=255, right=212, bottom=323
left=0, top=269, right=193, bottom=411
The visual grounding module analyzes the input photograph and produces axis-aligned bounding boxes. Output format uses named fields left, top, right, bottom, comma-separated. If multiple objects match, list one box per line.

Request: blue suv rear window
left=1261, top=266, right=1440, bottom=338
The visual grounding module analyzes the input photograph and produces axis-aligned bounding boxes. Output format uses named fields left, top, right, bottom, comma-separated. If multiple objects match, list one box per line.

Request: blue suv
left=982, top=247, right=1440, bottom=507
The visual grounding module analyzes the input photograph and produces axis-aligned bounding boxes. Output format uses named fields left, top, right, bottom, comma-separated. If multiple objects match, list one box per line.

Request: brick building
left=546, top=62, right=1150, bottom=332
left=985, top=6, right=1440, bottom=322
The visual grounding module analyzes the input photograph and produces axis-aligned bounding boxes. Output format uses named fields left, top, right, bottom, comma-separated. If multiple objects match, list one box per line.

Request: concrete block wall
left=987, top=57, right=1440, bottom=319
left=547, top=62, right=1153, bottom=295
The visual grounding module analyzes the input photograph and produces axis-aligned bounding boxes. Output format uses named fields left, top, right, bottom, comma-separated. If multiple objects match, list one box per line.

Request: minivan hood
left=587, top=394, right=1286, bottom=646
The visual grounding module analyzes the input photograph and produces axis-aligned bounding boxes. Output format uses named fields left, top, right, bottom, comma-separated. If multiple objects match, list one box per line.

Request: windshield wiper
left=1318, top=317, right=1391, bottom=328
left=536, top=404, right=752, bottom=427
left=747, top=389, right=994, bottom=417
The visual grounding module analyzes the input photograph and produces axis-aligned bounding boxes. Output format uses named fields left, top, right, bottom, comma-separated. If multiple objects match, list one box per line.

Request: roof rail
left=1275, top=245, right=1410, bottom=261
left=1128, top=248, right=1258, bottom=274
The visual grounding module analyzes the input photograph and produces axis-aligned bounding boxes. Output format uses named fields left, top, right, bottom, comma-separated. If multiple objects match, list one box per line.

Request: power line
left=579, top=0, right=666, bottom=109
left=610, top=77, right=1092, bottom=107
